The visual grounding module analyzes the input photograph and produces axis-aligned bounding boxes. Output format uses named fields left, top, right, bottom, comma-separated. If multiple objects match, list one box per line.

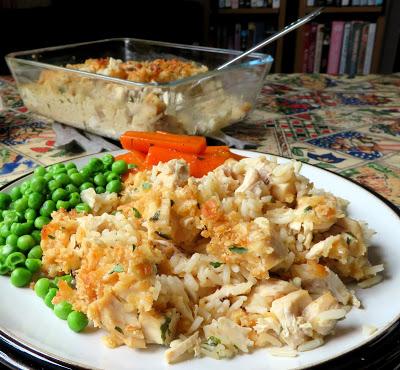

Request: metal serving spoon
left=218, top=7, right=324, bottom=70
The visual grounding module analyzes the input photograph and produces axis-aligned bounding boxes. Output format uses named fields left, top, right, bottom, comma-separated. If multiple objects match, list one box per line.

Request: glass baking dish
left=5, top=38, right=273, bottom=139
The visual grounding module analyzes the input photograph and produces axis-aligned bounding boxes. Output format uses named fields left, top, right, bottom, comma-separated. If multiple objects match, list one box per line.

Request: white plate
left=1, top=150, right=399, bottom=370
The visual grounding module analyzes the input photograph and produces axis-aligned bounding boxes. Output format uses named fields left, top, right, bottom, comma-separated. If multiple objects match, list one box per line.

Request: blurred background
left=0, top=0, right=399, bottom=74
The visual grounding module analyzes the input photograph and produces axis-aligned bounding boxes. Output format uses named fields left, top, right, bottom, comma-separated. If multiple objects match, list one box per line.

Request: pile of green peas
left=0, top=154, right=129, bottom=288
left=35, top=275, right=88, bottom=332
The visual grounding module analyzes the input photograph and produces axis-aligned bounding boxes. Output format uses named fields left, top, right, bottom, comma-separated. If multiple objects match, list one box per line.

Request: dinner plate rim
left=0, top=149, right=399, bottom=370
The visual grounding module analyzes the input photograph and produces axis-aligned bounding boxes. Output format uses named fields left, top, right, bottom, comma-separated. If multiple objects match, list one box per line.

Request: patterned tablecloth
left=1, top=73, right=399, bottom=208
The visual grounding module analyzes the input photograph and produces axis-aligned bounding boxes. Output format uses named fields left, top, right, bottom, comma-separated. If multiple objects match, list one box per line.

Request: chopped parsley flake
left=210, top=262, right=223, bottom=268
left=128, top=163, right=137, bottom=169
left=115, top=326, right=123, bottom=334
left=149, top=210, right=160, bottom=221
left=109, top=264, right=124, bottom=274
left=303, top=206, right=313, bottom=213
left=170, top=199, right=175, bottom=206
left=229, top=246, right=248, bottom=254
left=155, top=231, right=171, bottom=240
left=48, top=235, right=55, bottom=240
left=132, top=207, right=141, bottom=218
left=206, top=336, right=221, bottom=346
left=142, top=182, right=152, bottom=190
left=132, top=244, right=137, bottom=252
left=160, top=316, right=171, bottom=343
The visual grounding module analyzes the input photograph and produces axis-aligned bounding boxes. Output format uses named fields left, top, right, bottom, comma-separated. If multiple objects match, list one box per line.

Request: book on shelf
left=363, top=23, right=376, bottom=74
left=327, top=21, right=344, bottom=74
left=302, top=19, right=376, bottom=75
left=218, top=0, right=279, bottom=8
left=313, top=24, right=324, bottom=73
left=216, top=22, right=276, bottom=55
left=307, top=0, right=383, bottom=4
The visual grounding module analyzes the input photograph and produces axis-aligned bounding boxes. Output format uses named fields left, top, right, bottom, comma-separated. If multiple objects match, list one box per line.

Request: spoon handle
left=217, top=7, right=324, bottom=71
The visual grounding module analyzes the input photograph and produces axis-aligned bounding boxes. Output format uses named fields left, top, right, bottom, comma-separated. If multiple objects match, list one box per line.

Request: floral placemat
left=1, top=73, right=400, bottom=207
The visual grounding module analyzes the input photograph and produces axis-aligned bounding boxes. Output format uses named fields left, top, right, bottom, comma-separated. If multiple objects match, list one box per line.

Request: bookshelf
left=206, top=0, right=287, bottom=73
left=294, top=0, right=386, bottom=73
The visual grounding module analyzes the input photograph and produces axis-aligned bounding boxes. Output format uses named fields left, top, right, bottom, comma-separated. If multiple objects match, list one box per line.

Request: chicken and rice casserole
left=40, top=156, right=383, bottom=363
left=19, top=57, right=252, bottom=138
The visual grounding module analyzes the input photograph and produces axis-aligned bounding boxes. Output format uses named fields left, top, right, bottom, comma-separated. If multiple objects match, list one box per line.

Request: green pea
left=88, top=158, right=104, bottom=173
left=106, top=172, right=119, bottom=183
left=30, top=176, right=47, bottom=193
left=80, top=169, right=91, bottom=181
left=3, top=210, right=23, bottom=224
left=54, top=168, right=67, bottom=176
left=6, top=234, right=18, bottom=247
left=75, top=203, right=91, bottom=213
left=53, top=164, right=65, bottom=171
left=65, top=184, right=78, bottom=194
left=34, top=216, right=50, bottom=229
left=14, top=198, right=29, bottom=213
left=25, top=258, right=41, bottom=273
left=20, top=181, right=30, bottom=194
left=24, top=188, right=33, bottom=196
left=95, top=186, right=105, bottom=194
left=67, top=168, right=78, bottom=176
left=0, top=193, right=11, bottom=210
left=54, top=173, right=71, bottom=186
left=31, top=230, right=41, bottom=244
left=28, top=245, right=42, bottom=259
left=52, top=188, right=68, bottom=202
left=56, top=200, right=70, bottom=210
left=70, top=173, right=84, bottom=186
left=40, top=200, right=56, bottom=217
left=34, top=277, right=52, bottom=298
left=93, top=174, right=106, bottom=187
left=67, top=311, right=88, bottom=332
left=5, top=252, right=26, bottom=270
left=44, top=287, right=58, bottom=308
left=43, top=172, right=53, bottom=182
left=0, top=263, right=10, bottom=275
left=54, top=274, right=73, bottom=286
left=106, top=180, right=122, bottom=193
left=10, top=267, right=32, bottom=287
left=0, top=223, right=10, bottom=238
left=34, top=166, right=47, bottom=177
left=69, top=193, right=81, bottom=207
left=48, top=179, right=62, bottom=193
left=102, top=154, right=114, bottom=167
left=28, top=192, right=44, bottom=210
left=111, top=160, right=128, bottom=175
left=65, top=163, right=76, bottom=170
left=10, top=186, right=22, bottom=201
left=54, top=301, right=73, bottom=320
left=11, top=222, right=33, bottom=237
left=24, top=208, right=35, bottom=221
left=0, top=244, right=17, bottom=260
left=17, top=235, right=36, bottom=251
left=80, top=182, right=93, bottom=192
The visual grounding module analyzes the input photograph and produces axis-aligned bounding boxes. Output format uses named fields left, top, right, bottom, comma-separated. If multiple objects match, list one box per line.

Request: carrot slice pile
left=120, top=131, right=206, bottom=154
left=119, top=131, right=242, bottom=178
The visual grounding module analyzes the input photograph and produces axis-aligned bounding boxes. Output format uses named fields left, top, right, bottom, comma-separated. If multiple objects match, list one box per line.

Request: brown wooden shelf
left=217, top=8, right=279, bottom=15
left=305, top=6, right=383, bottom=14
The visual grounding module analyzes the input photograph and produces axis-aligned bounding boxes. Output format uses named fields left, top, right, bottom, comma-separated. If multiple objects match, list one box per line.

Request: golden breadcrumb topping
left=66, top=57, right=208, bottom=83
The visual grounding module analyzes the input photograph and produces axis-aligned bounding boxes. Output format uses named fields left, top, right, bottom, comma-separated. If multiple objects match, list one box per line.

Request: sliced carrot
left=120, top=131, right=206, bottom=154
left=145, top=146, right=199, bottom=176
left=230, top=152, right=246, bottom=161
left=202, top=146, right=230, bottom=154
left=194, top=153, right=228, bottom=178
